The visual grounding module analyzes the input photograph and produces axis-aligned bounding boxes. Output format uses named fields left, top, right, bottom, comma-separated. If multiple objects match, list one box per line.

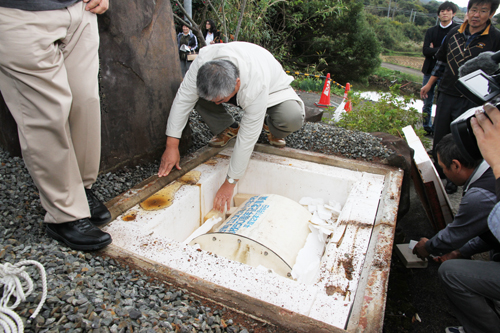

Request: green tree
left=286, top=1, right=381, bottom=83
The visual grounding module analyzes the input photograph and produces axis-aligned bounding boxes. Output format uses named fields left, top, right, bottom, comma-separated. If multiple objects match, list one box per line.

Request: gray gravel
left=0, top=105, right=392, bottom=333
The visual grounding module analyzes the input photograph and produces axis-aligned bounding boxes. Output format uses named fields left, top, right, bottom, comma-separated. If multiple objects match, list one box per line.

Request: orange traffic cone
left=343, top=83, right=352, bottom=112
left=315, top=73, right=332, bottom=108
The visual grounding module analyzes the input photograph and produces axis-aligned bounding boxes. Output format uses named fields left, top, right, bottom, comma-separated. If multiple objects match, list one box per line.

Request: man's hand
left=430, top=42, right=434, bottom=48
left=433, top=250, right=462, bottom=263
left=420, top=84, right=431, bottom=99
left=83, top=0, right=109, bottom=14
left=213, top=180, right=236, bottom=212
left=412, top=237, right=430, bottom=259
left=158, top=138, right=181, bottom=177
left=471, top=103, right=500, bottom=178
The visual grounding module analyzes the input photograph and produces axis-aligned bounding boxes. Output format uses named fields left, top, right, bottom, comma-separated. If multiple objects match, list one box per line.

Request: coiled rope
left=0, top=260, right=48, bottom=333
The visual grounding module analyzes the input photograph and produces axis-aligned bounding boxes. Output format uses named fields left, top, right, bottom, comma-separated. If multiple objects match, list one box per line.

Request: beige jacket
left=166, top=42, right=304, bottom=179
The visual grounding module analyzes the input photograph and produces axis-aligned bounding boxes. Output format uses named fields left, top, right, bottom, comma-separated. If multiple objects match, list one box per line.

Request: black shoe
left=85, top=188, right=112, bottom=226
left=445, top=180, right=458, bottom=194
left=45, top=218, right=112, bottom=251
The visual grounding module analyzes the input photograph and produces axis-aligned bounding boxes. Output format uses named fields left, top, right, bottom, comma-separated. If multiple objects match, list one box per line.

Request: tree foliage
left=169, top=0, right=468, bottom=83
left=171, top=0, right=382, bottom=83
left=287, top=1, right=381, bottom=83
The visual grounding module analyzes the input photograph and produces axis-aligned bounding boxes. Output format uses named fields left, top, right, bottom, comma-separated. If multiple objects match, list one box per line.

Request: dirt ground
left=381, top=56, right=424, bottom=71
left=384, top=181, right=464, bottom=333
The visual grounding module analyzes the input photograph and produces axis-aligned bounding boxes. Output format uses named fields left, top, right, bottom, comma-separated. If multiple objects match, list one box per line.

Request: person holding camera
left=438, top=103, right=500, bottom=333
left=420, top=0, right=500, bottom=195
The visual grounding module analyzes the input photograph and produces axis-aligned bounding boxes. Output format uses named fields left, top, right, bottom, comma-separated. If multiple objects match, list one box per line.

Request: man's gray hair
left=197, top=60, right=240, bottom=100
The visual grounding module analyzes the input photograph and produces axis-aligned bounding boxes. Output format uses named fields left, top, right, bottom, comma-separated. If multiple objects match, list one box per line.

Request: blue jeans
left=422, top=74, right=439, bottom=132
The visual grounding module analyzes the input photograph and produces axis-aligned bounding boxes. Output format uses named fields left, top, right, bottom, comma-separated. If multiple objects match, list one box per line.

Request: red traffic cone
left=315, top=73, right=332, bottom=108
left=343, top=83, right=352, bottom=112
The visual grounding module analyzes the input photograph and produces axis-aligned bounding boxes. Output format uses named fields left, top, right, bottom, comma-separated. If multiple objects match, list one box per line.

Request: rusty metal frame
left=100, top=144, right=403, bottom=332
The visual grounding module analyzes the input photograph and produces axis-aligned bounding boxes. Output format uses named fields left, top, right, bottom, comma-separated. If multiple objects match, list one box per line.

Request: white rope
left=0, top=260, right=48, bottom=333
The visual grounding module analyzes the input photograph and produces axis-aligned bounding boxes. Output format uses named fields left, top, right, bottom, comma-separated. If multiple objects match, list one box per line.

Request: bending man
left=158, top=42, right=305, bottom=212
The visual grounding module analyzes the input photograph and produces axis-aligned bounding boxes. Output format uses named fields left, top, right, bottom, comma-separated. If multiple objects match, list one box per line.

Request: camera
left=450, top=51, right=500, bottom=162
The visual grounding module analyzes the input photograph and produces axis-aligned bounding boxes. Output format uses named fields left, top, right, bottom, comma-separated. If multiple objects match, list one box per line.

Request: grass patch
left=291, top=76, right=345, bottom=96
left=324, top=85, right=427, bottom=142
left=372, top=67, right=422, bottom=84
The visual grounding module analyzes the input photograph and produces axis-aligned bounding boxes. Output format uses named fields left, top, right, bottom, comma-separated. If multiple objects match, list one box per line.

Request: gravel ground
left=0, top=105, right=393, bottom=333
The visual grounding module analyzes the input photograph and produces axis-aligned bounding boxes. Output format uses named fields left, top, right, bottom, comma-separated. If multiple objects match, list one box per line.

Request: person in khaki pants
left=0, top=0, right=112, bottom=251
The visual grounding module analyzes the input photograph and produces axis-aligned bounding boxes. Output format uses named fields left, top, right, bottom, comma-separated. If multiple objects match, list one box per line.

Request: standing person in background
left=204, top=19, right=221, bottom=46
left=420, top=0, right=500, bottom=194
left=0, top=0, right=113, bottom=251
left=421, top=1, right=458, bottom=136
left=177, top=24, right=198, bottom=77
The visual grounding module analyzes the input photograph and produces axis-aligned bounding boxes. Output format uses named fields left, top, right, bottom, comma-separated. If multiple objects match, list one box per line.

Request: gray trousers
left=439, top=259, right=500, bottom=333
left=195, top=98, right=304, bottom=138
left=180, top=59, right=192, bottom=77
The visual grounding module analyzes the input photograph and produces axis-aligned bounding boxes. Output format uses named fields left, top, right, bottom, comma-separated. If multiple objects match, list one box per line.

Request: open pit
left=101, top=143, right=403, bottom=333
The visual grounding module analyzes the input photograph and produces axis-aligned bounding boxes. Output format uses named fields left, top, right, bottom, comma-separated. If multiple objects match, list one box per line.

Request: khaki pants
left=196, top=98, right=304, bottom=138
left=0, top=2, right=101, bottom=223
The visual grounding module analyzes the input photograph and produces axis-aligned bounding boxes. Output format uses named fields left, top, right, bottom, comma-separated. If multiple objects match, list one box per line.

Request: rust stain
left=203, top=158, right=219, bottom=166
left=178, top=170, right=201, bottom=185
left=214, top=154, right=230, bottom=159
left=122, top=211, right=137, bottom=221
left=339, top=220, right=372, bottom=229
left=339, top=257, right=354, bottom=280
left=325, top=285, right=344, bottom=296
left=325, top=283, right=351, bottom=300
left=140, top=171, right=201, bottom=211
left=203, top=209, right=223, bottom=223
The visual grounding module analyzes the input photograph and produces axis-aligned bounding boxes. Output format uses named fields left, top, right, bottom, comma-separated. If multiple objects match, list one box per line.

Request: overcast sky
left=451, top=0, right=469, bottom=10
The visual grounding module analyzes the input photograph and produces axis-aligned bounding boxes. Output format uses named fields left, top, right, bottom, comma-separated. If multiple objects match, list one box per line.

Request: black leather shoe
left=85, top=188, right=112, bottom=226
left=45, top=218, right=112, bottom=251
left=445, top=180, right=458, bottom=194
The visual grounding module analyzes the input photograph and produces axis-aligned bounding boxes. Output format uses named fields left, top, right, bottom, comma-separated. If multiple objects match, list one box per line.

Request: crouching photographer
left=439, top=103, right=500, bottom=333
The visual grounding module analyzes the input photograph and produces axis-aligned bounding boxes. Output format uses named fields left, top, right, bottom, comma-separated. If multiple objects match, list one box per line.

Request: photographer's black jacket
left=434, top=20, right=500, bottom=97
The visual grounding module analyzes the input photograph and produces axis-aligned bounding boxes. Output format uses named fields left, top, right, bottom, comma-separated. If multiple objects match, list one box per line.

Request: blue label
left=219, top=195, right=269, bottom=234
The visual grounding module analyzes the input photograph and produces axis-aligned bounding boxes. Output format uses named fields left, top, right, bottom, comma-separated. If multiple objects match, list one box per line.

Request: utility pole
left=184, top=0, right=192, bottom=20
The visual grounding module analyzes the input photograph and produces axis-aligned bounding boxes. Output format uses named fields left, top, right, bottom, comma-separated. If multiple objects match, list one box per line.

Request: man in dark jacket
left=421, top=1, right=458, bottom=135
left=438, top=104, right=500, bottom=333
left=420, top=0, right=500, bottom=194
left=413, top=134, right=497, bottom=262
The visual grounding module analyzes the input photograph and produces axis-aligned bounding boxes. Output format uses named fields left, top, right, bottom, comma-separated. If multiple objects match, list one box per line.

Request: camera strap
left=464, top=160, right=490, bottom=194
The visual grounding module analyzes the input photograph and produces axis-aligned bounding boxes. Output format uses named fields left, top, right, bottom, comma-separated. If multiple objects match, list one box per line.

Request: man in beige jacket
left=158, top=42, right=305, bottom=212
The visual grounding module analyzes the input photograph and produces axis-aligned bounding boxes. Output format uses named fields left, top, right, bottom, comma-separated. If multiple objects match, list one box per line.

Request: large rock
left=371, top=132, right=414, bottom=222
left=98, top=0, right=185, bottom=171
left=304, top=106, right=324, bottom=123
